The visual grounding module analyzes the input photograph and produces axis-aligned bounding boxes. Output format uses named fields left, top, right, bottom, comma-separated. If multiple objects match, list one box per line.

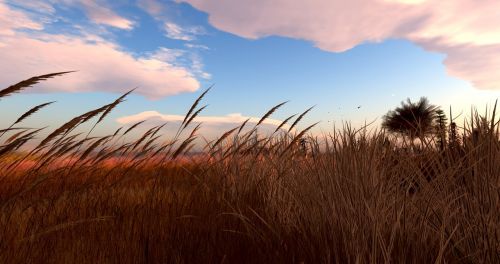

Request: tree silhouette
left=382, top=97, right=438, bottom=142
left=435, top=109, right=448, bottom=151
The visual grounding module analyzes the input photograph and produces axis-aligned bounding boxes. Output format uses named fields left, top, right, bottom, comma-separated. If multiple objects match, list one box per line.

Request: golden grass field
left=0, top=73, right=499, bottom=263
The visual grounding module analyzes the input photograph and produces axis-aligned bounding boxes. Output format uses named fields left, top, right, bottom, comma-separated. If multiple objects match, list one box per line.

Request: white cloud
left=149, top=47, right=211, bottom=80
left=79, top=0, right=134, bottom=30
left=0, top=1, right=203, bottom=99
left=137, top=0, right=164, bottom=17
left=6, top=0, right=134, bottom=30
left=6, top=0, right=56, bottom=14
left=164, top=22, right=205, bottom=41
left=150, top=47, right=186, bottom=63
left=185, top=43, right=209, bottom=50
left=179, top=0, right=500, bottom=90
left=0, top=33, right=200, bottom=99
left=117, top=111, right=290, bottom=139
left=0, top=1, right=43, bottom=36
left=118, top=111, right=285, bottom=127
left=49, top=0, right=134, bottom=30
left=136, top=1, right=206, bottom=41
left=190, top=53, right=211, bottom=79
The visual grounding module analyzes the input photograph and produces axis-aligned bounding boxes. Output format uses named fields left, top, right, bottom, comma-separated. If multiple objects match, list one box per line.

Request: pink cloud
left=137, top=0, right=164, bottom=17
left=0, top=1, right=43, bottom=36
left=117, top=111, right=287, bottom=128
left=180, top=0, right=500, bottom=90
left=5, top=0, right=56, bottom=15
left=79, top=0, right=134, bottom=30
left=0, top=2, right=205, bottom=99
left=163, top=22, right=206, bottom=41
left=0, top=33, right=200, bottom=99
left=117, top=111, right=292, bottom=140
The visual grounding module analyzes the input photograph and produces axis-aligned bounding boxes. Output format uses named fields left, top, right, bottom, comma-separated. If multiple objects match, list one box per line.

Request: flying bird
left=357, top=105, right=362, bottom=109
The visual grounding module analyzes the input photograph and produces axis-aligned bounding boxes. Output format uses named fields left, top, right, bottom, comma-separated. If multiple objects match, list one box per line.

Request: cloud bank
left=117, top=111, right=286, bottom=128
left=0, top=1, right=202, bottom=99
left=117, top=111, right=290, bottom=139
left=180, top=0, right=500, bottom=90
left=0, top=1, right=43, bottom=36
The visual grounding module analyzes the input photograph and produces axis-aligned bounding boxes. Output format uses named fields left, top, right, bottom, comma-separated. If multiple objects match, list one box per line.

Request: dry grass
left=0, top=74, right=499, bottom=263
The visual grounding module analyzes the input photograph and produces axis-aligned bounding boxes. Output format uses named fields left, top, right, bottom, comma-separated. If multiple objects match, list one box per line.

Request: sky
left=1, top=0, right=500, bottom=139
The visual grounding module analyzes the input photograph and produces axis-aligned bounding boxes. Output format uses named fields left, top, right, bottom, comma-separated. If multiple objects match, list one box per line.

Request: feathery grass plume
left=84, top=89, right=135, bottom=140
left=4, top=129, right=30, bottom=144
left=242, top=137, right=266, bottom=155
left=209, top=126, right=239, bottom=153
left=274, top=114, right=297, bottom=134
left=93, top=144, right=129, bottom=164
left=172, top=137, right=197, bottom=159
left=130, top=126, right=159, bottom=152
left=36, top=97, right=121, bottom=150
left=227, top=120, right=254, bottom=154
left=224, top=128, right=256, bottom=157
left=14, top=101, right=56, bottom=125
left=490, top=99, right=497, bottom=133
left=43, top=133, right=86, bottom=158
left=0, top=136, right=33, bottom=158
left=122, top=120, right=145, bottom=136
left=255, top=101, right=288, bottom=127
left=149, top=123, right=166, bottom=139
left=133, top=146, right=157, bottom=162
left=36, top=107, right=100, bottom=150
left=91, top=146, right=110, bottom=164
left=1, top=127, right=47, bottom=170
left=0, top=101, right=55, bottom=139
left=0, top=71, right=73, bottom=100
left=98, top=89, right=135, bottom=125
left=54, top=138, right=84, bottom=157
left=151, top=140, right=176, bottom=158
left=79, top=136, right=113, bottom=162
left=128, top=123, right=165, bottom=153
left=182, top=86, right=212, bottom=127
left=34, top=136, right=95, bottom=171
left=288, top=106, right=315, bottom=133
left=0, top=127, right=44, bottom=158
left=281, top=122, right=319, bottom=156
left=112, top=127, right=123, bottom=138
left=183, top=105, right=207, bottom=129
left=249, top=137, right=271, bottom=158
left=78, top=90, right=133, bottom=128
left=181, top=143, right=196, bottom=158
left=170, top=123, right=202, bottom=160
left=186, top=123, right=202, bottom=140
left=119, top=142, right=136, bottom=156
left=139, top=135, right=161, bottom=154
left=0, top=127, right=32, bottom=134
left=226, top=127, right=258, bottom=154
left=112, top=124, right=153, bottom=156
left=238, top=118, right=251, bottom=134
left=0, top=101, right=55, bottom=137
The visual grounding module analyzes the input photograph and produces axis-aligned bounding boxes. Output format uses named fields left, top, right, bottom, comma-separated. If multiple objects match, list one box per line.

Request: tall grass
left=0, top=74, right=499, bottom=263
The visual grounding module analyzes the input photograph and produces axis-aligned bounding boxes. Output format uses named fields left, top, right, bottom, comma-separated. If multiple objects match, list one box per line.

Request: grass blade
left=0, top=72, right=73, bottom=99
left=288, top=106, right=315, bottom=133
left=256, top=101, right=288, bottom=127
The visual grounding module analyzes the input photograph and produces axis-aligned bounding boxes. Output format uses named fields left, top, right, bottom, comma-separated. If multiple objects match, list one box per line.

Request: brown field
left=0, top=73, right=499, bottom=263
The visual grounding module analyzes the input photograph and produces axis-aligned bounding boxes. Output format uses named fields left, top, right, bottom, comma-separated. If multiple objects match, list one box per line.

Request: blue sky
left=1, top=0, right=499, bottom=138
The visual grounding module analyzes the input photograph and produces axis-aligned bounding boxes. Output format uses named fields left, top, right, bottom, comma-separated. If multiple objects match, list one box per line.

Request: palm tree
left=382, top=97, right=438, bottom=143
